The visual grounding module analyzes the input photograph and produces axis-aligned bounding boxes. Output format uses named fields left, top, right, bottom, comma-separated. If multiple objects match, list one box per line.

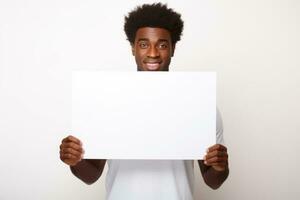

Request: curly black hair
left=124, top=3, right=184, bottom=46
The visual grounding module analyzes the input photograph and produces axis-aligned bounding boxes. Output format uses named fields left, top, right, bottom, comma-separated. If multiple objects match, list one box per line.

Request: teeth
left=145, top=62, right=160, bottom=70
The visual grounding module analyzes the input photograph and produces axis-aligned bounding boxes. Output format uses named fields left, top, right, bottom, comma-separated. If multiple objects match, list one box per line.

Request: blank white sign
left=72, top=71, right=216, bottom=159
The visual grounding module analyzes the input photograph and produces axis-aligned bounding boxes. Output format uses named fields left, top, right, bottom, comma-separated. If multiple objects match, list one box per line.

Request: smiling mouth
left=143, top=61, right=162, bottom=71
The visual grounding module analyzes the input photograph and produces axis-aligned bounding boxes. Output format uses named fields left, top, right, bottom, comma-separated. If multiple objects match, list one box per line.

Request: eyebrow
left=137, top=38, right=170, bottom=43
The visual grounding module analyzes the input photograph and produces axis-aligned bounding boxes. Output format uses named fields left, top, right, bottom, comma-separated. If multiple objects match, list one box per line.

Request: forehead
left=135, top=27, right=171, bottom=42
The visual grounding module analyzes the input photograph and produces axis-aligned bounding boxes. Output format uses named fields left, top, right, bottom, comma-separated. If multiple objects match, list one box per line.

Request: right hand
left=60, top=135, right=84, bottom=166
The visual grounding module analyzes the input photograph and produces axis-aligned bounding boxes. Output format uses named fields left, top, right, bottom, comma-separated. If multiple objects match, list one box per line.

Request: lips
left=143, top=60, right=162, bottom=71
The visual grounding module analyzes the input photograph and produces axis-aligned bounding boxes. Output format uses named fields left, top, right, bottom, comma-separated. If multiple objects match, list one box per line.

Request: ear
left=131, top=43, right=135, bottom=56
left=171, top=44, right=176, bottom=57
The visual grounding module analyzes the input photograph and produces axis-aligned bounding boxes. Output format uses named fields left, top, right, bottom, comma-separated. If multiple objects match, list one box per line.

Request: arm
left=198, top=144, right=229, bottom=189
left=60, top=135, right=106, bottom=185
left=70, top=159, right=106, bottom=185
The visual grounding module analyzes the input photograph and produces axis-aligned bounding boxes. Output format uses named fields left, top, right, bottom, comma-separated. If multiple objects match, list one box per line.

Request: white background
left=0, top=0, right=299, bottom=200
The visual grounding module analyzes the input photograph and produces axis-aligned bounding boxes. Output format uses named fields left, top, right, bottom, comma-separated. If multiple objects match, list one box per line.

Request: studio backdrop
left=0, top=0, right=299, bottom=200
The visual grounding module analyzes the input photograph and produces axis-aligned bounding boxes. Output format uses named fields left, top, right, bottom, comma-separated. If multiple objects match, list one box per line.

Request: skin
left=59, top=136, right=106, bottom=184
left=132, top=27, right=174, bottom=71
left=60, top=27, right=229, bottom=188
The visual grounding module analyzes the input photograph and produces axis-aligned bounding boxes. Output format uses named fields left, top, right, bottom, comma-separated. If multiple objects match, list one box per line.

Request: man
left=60, top=3, right=229, bottom=200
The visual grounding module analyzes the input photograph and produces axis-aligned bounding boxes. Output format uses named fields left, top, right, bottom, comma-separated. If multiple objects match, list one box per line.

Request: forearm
left=70, top=159, right=106, bottom=184
left=198, top=160, right=229, bottom=189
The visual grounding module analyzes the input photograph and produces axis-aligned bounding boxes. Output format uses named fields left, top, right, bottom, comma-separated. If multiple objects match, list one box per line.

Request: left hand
left=203, top=144, right=228, bottom=171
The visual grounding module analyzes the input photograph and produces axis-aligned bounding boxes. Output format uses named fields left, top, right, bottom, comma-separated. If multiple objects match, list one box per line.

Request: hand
left=203, top=144, right=228, bottom=172
left=59, top=135, right=84, bottom=166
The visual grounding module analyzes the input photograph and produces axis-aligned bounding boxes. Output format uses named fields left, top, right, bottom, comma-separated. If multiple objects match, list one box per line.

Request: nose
left=147, top=45, right=159, bottom=58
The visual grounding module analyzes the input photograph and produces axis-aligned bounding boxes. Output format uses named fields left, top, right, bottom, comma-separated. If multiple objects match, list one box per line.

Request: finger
left=205, top=156, right=228, bottom=164
left=60, top=152, right=81, bottom=161
left=210, top=162, right=228, bottom=168
left=62, top=135, right=82, bottom=145
left=60, top=142, right=84, bottom=153
left=205, top=161, right=227, bottom=169
left=63, top=159, right=80, bottom=166
left=210, top=163, right=228, bottom=172
left=204, top=150, right=227, bottom=160
left=60, top=147, right=82, bottom=158
left=207, top=144, right=227, bottom=153
left=60, top=147, right=84, bottom=160
left=61, top=155, right=81, bottom=166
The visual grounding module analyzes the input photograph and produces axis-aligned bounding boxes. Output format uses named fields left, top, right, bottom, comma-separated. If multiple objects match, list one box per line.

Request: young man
left=60, top=3, right=229, bottom=200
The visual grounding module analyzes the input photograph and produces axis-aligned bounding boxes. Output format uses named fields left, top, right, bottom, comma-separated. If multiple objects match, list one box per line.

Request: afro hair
left=124, top=3, right=184, bottom=46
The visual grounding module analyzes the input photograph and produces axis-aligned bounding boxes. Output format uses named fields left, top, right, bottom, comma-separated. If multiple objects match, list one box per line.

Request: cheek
left=135, top=51, right=147, bottom=62
left=134, top=54, right=145, bottom=67
left=135, top=54, right=142, bottom=62
left=161, top=51, right=172, bottom=62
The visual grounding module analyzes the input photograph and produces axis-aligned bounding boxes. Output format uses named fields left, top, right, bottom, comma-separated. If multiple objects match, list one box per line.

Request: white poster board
left=72, top=71, right=216, bottom=159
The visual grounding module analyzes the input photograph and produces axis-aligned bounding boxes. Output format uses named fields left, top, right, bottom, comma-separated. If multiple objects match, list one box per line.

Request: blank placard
left=72, top=71, right=216, bottom=159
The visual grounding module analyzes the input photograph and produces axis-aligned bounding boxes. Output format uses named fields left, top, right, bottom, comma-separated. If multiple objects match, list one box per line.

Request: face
left=132, top=27, right=175, bottom=71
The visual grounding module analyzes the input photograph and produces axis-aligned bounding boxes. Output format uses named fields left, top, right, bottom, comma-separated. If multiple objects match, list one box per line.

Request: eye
left=139, top=41, right=148, bottom=49
left=158, top=43, right=168, bottom=49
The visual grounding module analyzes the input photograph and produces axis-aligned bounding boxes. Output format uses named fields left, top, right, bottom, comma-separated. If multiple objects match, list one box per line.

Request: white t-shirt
left=105, top=110, right=224, bottom=200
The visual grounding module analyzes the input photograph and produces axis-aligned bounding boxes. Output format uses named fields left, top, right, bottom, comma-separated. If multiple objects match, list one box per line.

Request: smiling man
left=60, top=3, right=229, bottom=200
left=133, top=27, right=172, bottom=71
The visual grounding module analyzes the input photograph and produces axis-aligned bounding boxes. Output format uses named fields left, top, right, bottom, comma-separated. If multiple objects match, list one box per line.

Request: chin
left=145, top=67, right=161, bottom=71
left=137, top=65, right=169, bottom=71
